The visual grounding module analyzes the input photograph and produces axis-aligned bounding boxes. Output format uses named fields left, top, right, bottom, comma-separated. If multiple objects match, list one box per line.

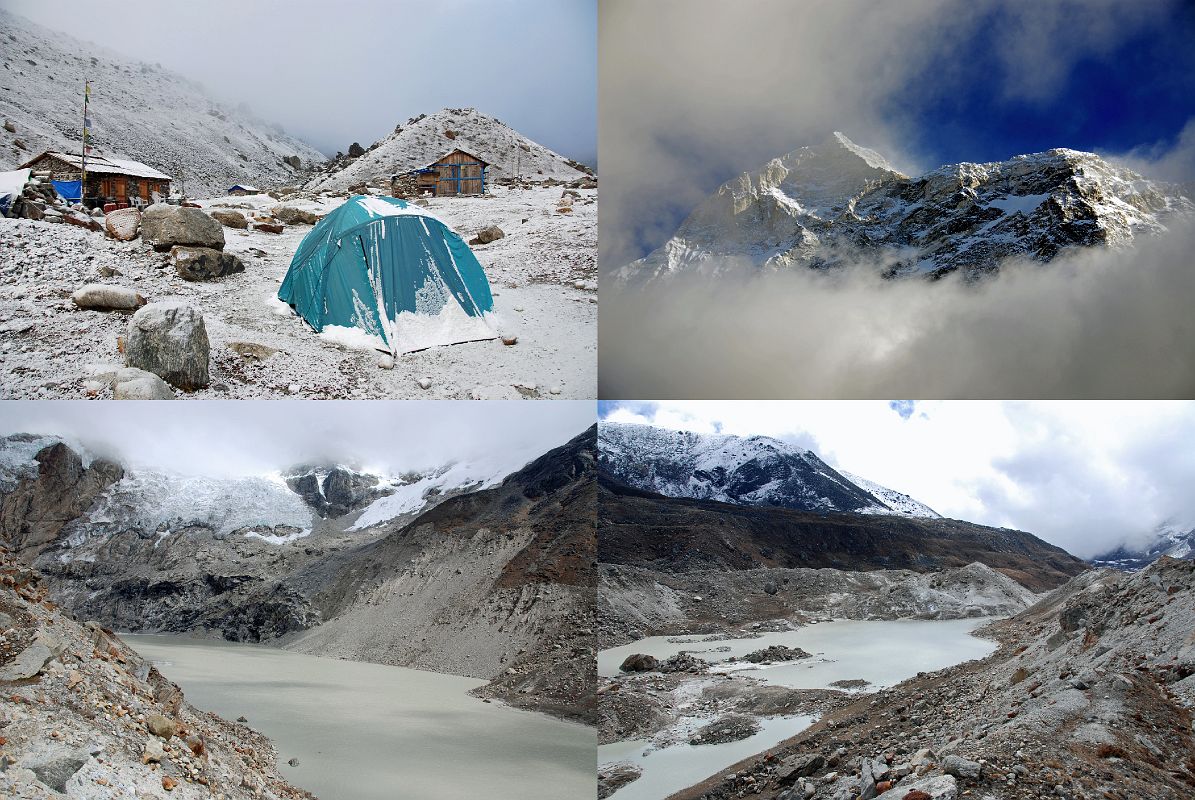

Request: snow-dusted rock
left=472, top=225, right=505, bottom=244
left=271, top=205, right=318, bottom=225
left=141, top=204, right=225, bottom=252
left=103, top=207, right=141, bottom=241
left=71, top=284, right=146, bottom=311
left=111, top=367, right=175, bottom=400
left=209, top=209, right=248, bottom=229
left=620, top=132, right=1194, bottom=283
left=124, top=301, right=209, bottom=391
left=170, top=245, right=245, bottom=282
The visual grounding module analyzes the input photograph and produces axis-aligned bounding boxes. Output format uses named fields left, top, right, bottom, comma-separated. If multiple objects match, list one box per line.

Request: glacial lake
left=125, top=635, right=596, bottom=800
left=598, top=618, right=998, bottom=800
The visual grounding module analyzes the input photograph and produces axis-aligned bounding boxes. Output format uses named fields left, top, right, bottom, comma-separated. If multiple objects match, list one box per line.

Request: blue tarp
left=278, top=195, right=496, bottom=354
left=52, top=180, right=81, bottom=203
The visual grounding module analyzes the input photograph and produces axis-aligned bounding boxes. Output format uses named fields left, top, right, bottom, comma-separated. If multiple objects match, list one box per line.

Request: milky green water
left=598, top=618, right=999, bottom=799
left=125, top=635, right=596, bottom=800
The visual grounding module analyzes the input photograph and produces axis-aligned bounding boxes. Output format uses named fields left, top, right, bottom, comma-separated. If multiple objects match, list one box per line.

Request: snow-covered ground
left=0, top=184, right=595, bottom=399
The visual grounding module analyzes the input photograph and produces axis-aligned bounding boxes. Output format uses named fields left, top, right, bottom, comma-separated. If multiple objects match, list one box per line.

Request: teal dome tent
left=278, top=195, right=496, bottom=354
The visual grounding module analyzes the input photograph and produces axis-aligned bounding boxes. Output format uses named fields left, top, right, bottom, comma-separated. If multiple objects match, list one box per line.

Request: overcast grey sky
left=600, top=401, right=1195, bottom=560
left=0, top=400, right=594, bottom=479
left=4, top=0, right=596, bottom=164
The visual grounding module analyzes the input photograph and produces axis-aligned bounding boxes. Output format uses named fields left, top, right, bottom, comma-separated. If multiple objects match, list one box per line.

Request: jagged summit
left=618, top=134, right=1193, bottom=283
left=306, top=107, right=590, bottom=191
left=597, top=421, right=939, bottom=518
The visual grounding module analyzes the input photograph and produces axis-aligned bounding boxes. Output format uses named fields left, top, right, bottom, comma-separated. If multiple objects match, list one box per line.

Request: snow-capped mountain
left=1091, top=521, right=1195, bottom=571
left=597, top=421, right=939, bottom=517
left=617, top=131, right=1193, bottom=283
left=306, top=107, right=591, bottom=191
left=839, top=470, right=941, bottom=519
left=0, top=9, right=324, bottom=197
left=0, top=434, right=496, bottom=552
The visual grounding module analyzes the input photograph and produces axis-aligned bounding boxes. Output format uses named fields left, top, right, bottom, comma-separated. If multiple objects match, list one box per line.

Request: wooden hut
left=19, top=150, right=171, bottom=208
left=411, top=149, right=488, bottom=196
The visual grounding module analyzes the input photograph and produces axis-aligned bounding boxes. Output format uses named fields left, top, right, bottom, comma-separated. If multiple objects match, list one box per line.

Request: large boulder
left=71, top=284, right=146, bottom=311
left=271, top=205, right=319, bottom=225
left=171, top=246, right=245, bottom=281
left=141, top=203, right=225, bottom=252
left=470, top=225, right=505, bottom=245
left=112, top=367, right=175, bottom=400
left=125, top=302, right=210, bottom=391
left=104, top=207, right=142, bottom=241
left=619, top=653, right=659, bottom=672
left=284, top=154, right=301, bottom=169
left=209, top=209, right=248, bottom=229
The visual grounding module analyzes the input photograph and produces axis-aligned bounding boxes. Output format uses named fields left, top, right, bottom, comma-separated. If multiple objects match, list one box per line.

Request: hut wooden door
left=460, top=162, right=482, bottom=194
left=114, top=178, right=127, bottom=204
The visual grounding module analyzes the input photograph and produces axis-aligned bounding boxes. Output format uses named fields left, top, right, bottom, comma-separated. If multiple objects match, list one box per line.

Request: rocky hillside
left=1093, top=521, right=1195, bottom=571
left=598, top=478, right=1087, bottom=592
left=306, top=107, right=591, bottom=192
left=0, top=9, right=324, bottom=197
left=667, top=556, right=1195, bottom=800
left=599, top=560, right=1037, bottom=649
left=598, top=422, right=940, bottom=518
left=0, top=428, right=596, bottom=724
left=0, top=546, right=312, bottom=800
left=0, top=434, right=500, bottom=641
left=616, top=131, right=1193, bottom=283
left=282, top=425, right=598, bottom=723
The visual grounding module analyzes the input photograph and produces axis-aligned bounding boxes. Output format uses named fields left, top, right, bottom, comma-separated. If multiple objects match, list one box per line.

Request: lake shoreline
left=126, top=634, right=597, bottom=800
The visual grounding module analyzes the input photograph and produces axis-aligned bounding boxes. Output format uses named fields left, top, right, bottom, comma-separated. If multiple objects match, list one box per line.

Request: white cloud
left=601, top=400, right=1195, bottom=558
left=0, top=400, right=594, bottom=482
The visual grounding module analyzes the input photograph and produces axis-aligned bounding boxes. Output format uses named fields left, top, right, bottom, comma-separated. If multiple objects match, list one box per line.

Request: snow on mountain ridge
left=618, top=134, right=1194, bottom=283
left=839, top=470, right=942, bottom=519
left=1091, top=520, right=1195, bottom=571
left=0, top=9, right=324, bottom=197
left=307, top=107, right=589, bottom=191
left=598, top=421, right=938, bottom=518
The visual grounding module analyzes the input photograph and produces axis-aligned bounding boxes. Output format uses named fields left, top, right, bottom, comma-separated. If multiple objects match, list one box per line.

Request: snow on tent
left=278, top=195, right=496, bottom=354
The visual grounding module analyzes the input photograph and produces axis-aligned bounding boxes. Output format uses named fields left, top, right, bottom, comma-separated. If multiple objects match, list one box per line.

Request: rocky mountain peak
left=0, top=434, right=123, bottom=555
left=618, top=135, right=1193, bottom=283
left=283, top=464, right=392, bottom=519
left=597, top=422, right=939, bottom=518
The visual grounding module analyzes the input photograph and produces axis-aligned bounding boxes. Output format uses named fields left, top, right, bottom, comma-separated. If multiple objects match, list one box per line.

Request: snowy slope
left=839, top=470, right=941, bottom=519
left=598, top=421, right=938, bottom=517
left=349, top=461, right=504, bottom=530
left=307, top=107, right=589, bottom=191
left=617, top=131, right=1194, bottom=283
left=0, top=9, right=324, bottom=197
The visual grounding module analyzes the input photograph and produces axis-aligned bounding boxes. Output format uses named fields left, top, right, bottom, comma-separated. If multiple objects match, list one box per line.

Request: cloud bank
left=601, top=218, right=1195, bottom=399
left=0, top=400, right=594, bottom=480
left=599, top=400, right=1195, bottom=559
